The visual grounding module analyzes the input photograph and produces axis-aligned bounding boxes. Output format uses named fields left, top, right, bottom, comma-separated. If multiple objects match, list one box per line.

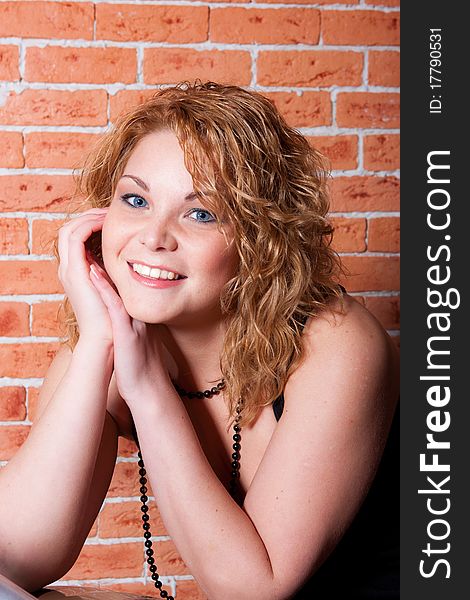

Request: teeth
left=132, top=263, right=181, bottom=280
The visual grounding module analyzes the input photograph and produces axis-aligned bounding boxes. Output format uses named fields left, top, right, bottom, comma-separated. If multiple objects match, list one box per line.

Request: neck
left=149, top=320, right=228, bottom=392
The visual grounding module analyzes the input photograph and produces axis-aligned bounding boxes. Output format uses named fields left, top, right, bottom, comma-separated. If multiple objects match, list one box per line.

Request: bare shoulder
left=35, top=344, right=73, bottom=422
left=304, top=293, right=397, bottom=366
left=288, top=293, right=399, bottom=421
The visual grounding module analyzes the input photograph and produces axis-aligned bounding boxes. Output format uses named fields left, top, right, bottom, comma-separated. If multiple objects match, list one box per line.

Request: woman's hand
left=58, top=208, right=115, bottom=346
left=88, top=262, right=174, bottom=407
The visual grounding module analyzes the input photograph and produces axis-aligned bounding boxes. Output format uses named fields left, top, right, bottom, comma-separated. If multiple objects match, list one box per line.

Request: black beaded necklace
left=134, top=378, right=242, bottom=600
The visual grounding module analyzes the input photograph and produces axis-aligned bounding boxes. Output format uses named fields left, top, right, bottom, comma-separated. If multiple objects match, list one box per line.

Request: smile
left=130, top=262, right=185, bottom=280
left=127, top=262, right=187, bottom=290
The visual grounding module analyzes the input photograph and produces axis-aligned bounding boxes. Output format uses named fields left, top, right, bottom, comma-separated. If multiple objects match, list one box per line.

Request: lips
left=127, top=262, right=187, bottom=289
left=128, top=262, right=186, bottom=281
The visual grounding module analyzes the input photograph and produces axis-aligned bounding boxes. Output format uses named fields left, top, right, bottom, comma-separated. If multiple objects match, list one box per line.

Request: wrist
left=74, top=336, right=114, bottom=376
left=75, top=335, right=113, bottom=356
left=125, top=375, right=180, bottom=416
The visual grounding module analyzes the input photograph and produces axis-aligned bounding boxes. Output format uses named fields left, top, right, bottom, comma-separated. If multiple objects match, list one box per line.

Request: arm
left=0, top=339, right=117, bottom=592
left=129, top=297, right=399, bottom=600
left=0, top=208, right=120, bottom=592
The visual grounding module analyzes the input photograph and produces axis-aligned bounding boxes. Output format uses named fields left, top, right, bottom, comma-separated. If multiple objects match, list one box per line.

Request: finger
left=59, top=213, right=105, bottom=269
left=61, top=211, right=107, bottom=236
left=59, top=209, right=108, bottom=239
left=87, top=253, right=117, bottom=293
left=58, top=213, right=107, bottom=277
left=61, top=209, right=108, bottom=240
left=90, top=265, right=132, bottom=340
left=69, top=207, right=109, bottom=220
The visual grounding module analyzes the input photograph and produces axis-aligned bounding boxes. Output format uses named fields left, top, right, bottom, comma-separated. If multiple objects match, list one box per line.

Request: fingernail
left=90, top=264, right=100, bottom=279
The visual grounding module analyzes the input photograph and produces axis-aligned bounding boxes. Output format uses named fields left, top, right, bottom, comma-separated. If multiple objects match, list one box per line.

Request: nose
left=137, top=216, right=178, bottom=252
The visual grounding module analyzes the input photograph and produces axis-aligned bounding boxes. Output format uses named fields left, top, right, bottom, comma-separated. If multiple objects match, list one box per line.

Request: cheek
left=211, top=245, right=239, bottom=281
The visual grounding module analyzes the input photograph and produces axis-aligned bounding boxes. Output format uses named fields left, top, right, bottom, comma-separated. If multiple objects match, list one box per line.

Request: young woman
left=0, top=81, right=399, bottom=599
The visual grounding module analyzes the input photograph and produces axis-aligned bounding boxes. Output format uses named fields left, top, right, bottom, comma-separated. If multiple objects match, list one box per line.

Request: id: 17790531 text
left=429, top=28, right=442, bottom=114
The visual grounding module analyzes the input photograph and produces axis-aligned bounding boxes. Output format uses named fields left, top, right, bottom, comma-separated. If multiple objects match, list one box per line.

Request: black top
left=271, top=308, right=399, bottom=598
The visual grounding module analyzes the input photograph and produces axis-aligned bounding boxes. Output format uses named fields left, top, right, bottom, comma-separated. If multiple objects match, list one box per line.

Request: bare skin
left=0, top=207, right=117, bottom=590
left=0, top=130, right=399, bottom=598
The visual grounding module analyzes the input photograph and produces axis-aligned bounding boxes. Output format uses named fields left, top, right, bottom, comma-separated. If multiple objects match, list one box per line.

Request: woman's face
left=101, top=129, right=239, bottom=327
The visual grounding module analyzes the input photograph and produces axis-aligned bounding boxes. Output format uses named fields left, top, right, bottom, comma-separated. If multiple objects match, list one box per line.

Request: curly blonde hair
left=54, top=80, right=345, bottom=427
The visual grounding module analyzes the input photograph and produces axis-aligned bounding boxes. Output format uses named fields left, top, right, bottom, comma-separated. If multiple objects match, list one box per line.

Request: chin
left=121, top=301, right=169, bottom=325
left=123, top=301, right=222, bottom=329
left=120, top=296, right=190, bottom=326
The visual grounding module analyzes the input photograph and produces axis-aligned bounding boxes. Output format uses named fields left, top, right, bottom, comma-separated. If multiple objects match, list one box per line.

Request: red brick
left=144, top=48, right=251, bottom=86
left=0, top=2, right=93, bottom=39
left=340, top=256, right=399, bottom=292
left=63, top=542, right=143, bottom=580
left=96, top=4, right=208, bottom=43
left=108, top=461, right=142, bottom=498
left=331, top=217, right=366, bottom=252
left=25, top=46, right=137, bottom=85
left=0, top=342, right=59, bottom=378
left=25, top=132, right=97, bottom=170
left=110, top=90, right=157, bottom=123
left=264, top=91, right=331, bottom=128
left=364, top=135, right=400, bottom=172
left=368, top=217, right=400, bottom=252
left=0, top=302, right=29, bottom=337
left=175, top=579, right=207, bottom=600
left=369, top=51, right=400, bottom=87
left=101, top=582, right=174, bottom=599
left=0, top=261, right=61, bottom=295
left=117, top=436, right=139, bottom=458
left=329, top=176, right=399, bottom=212
left=143, top=539, right=190, bottom=576
left=99, top=501, right=166, bottom=538
left=0, top=175, right=74, bottom=212
left=366, top=0, right=400, bottom=6
left=31, top=219, right=65, bottom=255
left=31, top=301, right=63, bottom=337
left=0, top=218, right=29, bottom=255
left=308, top=135, right=358, bottom=170
left=0, top=90, right=107, bottom=126
left=258, top=50, right=363, bottom=87
left=0, top=387, right=27, bottom=421
left=262, top=0, right=357, bottom=3
left=108, top=461, right=165, bottom=501
left=88, top=517, right=98, bottom=539
left=0, top=45, right=19, bottom=80
left=27, top=387, right=40, bottom=423
left=0, top=132, right=23, bottom=168
left=362, top=295, right=400, bottom=330
left=322, top=10, right=399, bottom=45
left=211, top=8, right=320, bottom=44
left=0, top=425, right=30, bottom=460
left=31, top=215, right=70, bottom=252
left=336, top=93, right=400, bottom=129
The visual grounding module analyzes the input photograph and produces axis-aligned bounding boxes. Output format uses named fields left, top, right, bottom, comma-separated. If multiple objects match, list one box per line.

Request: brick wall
left=0, top=1, right=400, bottom=598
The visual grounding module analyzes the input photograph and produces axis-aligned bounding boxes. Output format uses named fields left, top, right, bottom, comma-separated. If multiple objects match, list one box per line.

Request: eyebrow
left=120, top=174, right=199, bottom=201
left=121, top=174, right=149, bottom=192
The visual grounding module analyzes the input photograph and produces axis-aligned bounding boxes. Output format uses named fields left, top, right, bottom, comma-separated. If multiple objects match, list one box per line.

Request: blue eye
left=121, top=193, right=148, bottom=208
left=188, top=208, right=216, bottom=224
